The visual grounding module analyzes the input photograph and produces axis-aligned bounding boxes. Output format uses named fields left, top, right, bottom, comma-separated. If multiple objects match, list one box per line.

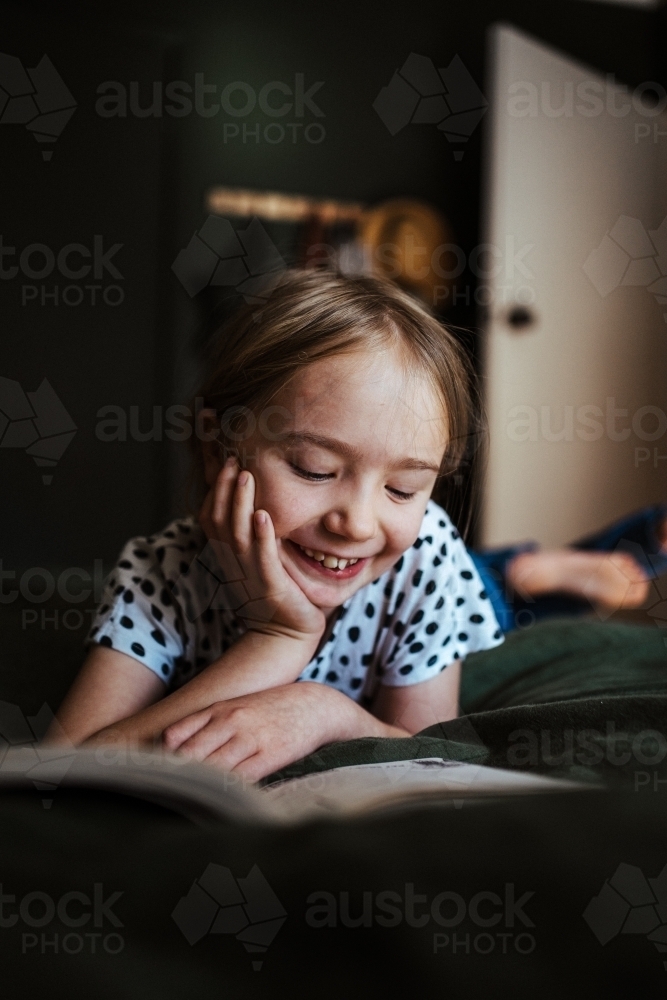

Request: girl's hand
left=198, top=457, right=326, bottom=644
left=162, top=682, right=399, bottom=781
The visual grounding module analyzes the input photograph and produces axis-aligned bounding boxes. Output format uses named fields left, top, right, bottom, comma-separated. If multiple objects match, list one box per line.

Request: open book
left=0, top=746, right=585, bottom=824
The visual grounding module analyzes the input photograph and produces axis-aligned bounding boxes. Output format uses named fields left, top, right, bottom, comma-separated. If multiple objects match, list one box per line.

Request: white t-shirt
left=86, top=500, right=503, bottom=704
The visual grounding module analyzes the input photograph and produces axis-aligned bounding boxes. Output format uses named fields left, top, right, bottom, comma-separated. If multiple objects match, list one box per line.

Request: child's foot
left=506, top=549, right=650, bottom=611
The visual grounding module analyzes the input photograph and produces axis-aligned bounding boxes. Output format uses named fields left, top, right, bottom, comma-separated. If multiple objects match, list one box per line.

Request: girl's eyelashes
left=288, top=461, right=334, bottom=482
left=288, top=461, right=417, bottom=500
left=387, top=487, right=416, bottom=501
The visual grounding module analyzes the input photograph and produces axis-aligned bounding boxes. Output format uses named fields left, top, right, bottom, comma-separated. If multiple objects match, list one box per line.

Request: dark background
left=1, top=0, right=664, bottom=580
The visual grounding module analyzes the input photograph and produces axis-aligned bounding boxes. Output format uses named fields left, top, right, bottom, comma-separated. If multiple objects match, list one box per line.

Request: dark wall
left=0, top=0, right=661, bottom=579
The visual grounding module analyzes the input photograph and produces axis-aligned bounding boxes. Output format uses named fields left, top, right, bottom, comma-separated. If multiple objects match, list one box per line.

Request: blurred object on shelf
left=358, top=198, right=453, bottom=307
left=205, top=187, right=454, bottom=311
left=206, top=187, right=364, bottom=224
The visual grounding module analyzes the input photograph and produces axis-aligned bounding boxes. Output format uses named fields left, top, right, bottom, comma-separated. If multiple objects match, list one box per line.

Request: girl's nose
left=323, top=497, right=378, bottom=543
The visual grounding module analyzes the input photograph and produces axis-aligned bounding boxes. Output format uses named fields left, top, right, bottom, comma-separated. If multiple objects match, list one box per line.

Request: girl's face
left=211, top=347, right=448, bottom=615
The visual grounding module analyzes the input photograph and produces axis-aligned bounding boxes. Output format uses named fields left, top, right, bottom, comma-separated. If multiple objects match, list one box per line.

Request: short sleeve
left=376, top=504, right=503, bottom=687
left=86, top=537, right=189, bottom=685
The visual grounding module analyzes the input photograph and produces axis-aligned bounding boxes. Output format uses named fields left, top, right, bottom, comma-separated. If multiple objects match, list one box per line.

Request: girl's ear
left=197, top=409, right=223, bottom=486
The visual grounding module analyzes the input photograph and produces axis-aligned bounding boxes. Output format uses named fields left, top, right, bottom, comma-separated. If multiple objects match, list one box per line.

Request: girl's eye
left=289, top=462, right=334, bottom=482
left=387, top=487, right=416, bottom=501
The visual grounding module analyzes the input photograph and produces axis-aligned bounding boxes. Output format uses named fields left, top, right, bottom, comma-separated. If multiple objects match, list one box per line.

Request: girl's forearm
left=85, top=629, right=318, bottom=748
left=308, top=683, right=411, bottom=744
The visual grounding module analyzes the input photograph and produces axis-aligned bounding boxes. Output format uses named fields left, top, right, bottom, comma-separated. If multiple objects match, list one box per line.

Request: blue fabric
left=470, top=505, right=667, bottom=634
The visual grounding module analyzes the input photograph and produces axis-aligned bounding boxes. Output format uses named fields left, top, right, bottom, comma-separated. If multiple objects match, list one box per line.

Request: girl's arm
left=50, top=627, right=319, bottom=747
left=159, top=662, right=462, bottom=781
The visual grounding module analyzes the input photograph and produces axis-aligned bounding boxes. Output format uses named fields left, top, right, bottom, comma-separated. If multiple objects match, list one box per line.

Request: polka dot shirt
left=86, top=501, right=503, bottom=703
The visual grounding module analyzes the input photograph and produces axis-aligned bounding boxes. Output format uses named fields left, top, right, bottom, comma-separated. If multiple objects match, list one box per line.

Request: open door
left=481, top=24, right=667, bottom=548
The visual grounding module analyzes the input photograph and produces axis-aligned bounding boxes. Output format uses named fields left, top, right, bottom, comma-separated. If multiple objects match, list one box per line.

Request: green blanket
left=267, top=619, right=667, bottom=789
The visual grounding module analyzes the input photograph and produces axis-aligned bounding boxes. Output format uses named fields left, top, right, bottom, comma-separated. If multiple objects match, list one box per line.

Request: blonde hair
left=190, top=268, right=480, bottom=518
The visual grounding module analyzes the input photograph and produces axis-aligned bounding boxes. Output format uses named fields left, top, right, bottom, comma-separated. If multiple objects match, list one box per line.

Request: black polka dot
left=425, top=580, right=436, bottom=595
left=131, top=642, right=145, bottom=656
left=440, top=543, right=447, bottom=556
left=394, top=556, right=404, bottom=571
left=100, top=604, right=109, bottom=613
left=114, top=585, right=124, bottom=596
left=118, top=559, right=132, bottom=569
left=361, top=653, right=372, bottom=665
left=409, top=642, right=424, bottom=653
left=479, top=590, right=488, bottom=600
left=160, top=588, right=173, bottom=606
left=122, top=590, right=134, bottom=604
left=433, top=557, right=442, bottom=567
left=413, top=537, right=423, bottom=549
left=427, top=655, right=438, bottom=666
left=424, top=535, right=433, bottom=544
left=442, top=635, right=451, bottom=646
left=120, top=616, right=133, bottom=629
left=460, top=570, right=473, bottom=580
left=439, top=520, right=445, bottom=527
left=395, top=592, right=405, bottom=609
left=453, top=651, right=460, bottom=659
left=164, top=531, right=176, bottom=539
left=348, top=627, right=360, bottom=642
left=132, top=576, right=140, bottom=584
left=494, top=629, right=502, bottom=640
left=340, top=655, right=349, bottom=665
left=151, top=628, right=166, bottom=646
left=365, top=603, right=375, bottom=618
left=326, top=671, right=339, bottom=682
left=350, top=678, right=362, bottom=690
left=133, top=549, right=148, bottom=559
left=451, top=529, right=460, bottom=539
left=435, top=597, right=444, bottom=610
left=399, top=664, right=413, bottom=675
left=458, top=632, right=468, bottom=641
left=161, top=664, right=169, bottom=676
left=411, top=610, right=424, bottom=625
left=141, top=579, right=155, bottom=596
left=393, top=621, right=405, bottom=636
left=155, top=547, right=165, bottom=563
left=99, top=636, right=112, bottom=648
left=470, top=614, right=484, bottom=624
left=456, top=597, right=465, bottom=606
left=425, top=622, right=438, bottom=634
left=151, top=604, right=163, bottom=622
left=310, top=667, right=320, bottom=678
left=405, top=632, right=416, bottom=644
left=412, top=570, right=423, bottom=587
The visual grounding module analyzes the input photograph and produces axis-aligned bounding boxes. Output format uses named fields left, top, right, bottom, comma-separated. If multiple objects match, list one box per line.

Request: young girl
left=51, top=269, right=504, bottom=778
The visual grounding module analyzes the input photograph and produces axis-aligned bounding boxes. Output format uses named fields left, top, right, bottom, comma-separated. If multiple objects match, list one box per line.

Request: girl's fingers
left=211, top=456, right=240, bottom=534
left=252, top=509, right=287, bottom=592
left=177, top=717, right=241, bottom=762
left=162, top=708, right=212, bottom=751
left=231, top=469, right=256, bottom=555
left=205, top=734, right=258, bottom=773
